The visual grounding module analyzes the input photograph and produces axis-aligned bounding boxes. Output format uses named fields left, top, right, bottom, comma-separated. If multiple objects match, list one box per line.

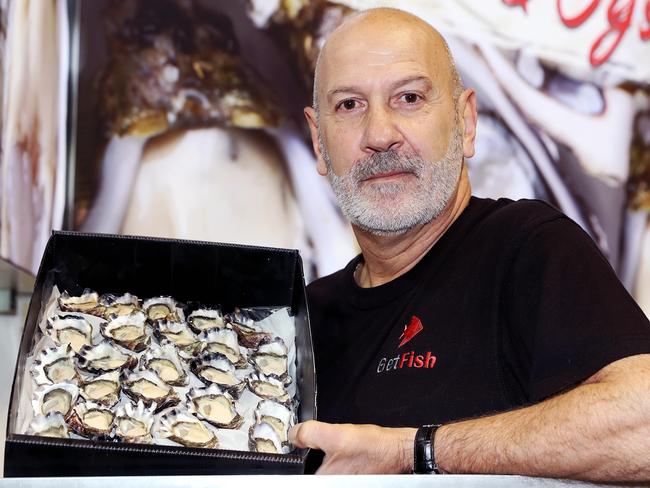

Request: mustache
left=350, top=150, right=426, bottom=181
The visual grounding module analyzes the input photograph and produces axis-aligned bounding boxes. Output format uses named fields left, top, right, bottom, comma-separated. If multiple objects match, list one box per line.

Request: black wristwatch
left=413, top=424, right=443, bottom=474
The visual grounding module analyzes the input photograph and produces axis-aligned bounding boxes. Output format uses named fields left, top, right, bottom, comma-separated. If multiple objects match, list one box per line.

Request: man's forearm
left=435, top=354, right=650, bottom=481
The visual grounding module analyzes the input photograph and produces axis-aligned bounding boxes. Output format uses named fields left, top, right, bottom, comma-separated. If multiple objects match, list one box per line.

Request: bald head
left=312, top=8, right=462, bottom=113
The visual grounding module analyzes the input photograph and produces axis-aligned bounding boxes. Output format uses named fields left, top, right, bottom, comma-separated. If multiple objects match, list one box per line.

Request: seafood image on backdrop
left=16, top=285, right=299, bottom=455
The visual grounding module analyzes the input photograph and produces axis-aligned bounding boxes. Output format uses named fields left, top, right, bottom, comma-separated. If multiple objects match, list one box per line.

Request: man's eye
left=401, top=93, right=420, bottom=104
left=339, top=99, right=358, bottom=110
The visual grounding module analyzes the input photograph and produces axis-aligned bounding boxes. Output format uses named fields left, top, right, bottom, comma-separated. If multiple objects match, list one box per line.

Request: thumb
left=289, top=420, right=329, bottom=449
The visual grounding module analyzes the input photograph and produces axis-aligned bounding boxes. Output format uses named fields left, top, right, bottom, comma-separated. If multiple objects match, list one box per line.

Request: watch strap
left=413, top=424, right=443, bottom=474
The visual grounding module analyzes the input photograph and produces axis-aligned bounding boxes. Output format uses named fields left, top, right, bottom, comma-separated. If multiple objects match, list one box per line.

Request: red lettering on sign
left=640, top=0, right=650, bottom=39
left=558, top=0, right=601, bottom=27
left=503, top=0, right=530, bottom=13
left=590, top=0, right=635, bottom=65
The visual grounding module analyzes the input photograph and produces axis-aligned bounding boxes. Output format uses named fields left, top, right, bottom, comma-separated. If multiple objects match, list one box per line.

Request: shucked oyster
left=143, top=296, right=183, bottom=322
left=140, top=343, right=188, bottom=386
left=79, top=370, right=121, bottom=407
left=186, top=385, right=243, bottom=429
left=187, top=308, right=226, bottom=334
left=32, top=382, right=79, bottom=418
left=250, top=337, right=290, bottom=384
left=122, top=369, right=180, bottom=411
left=247, top=372, right=291, bottom=405
left=58, top=289, right=104, bottom=316
left=76, top=341, right=138, bottom=374
left=190, top=352, right=245, bottom=398
left=248, top=421, right=289, bottom=454
left=156, top=407, right=218, bottom=448
left=153, top=320, right=200, bottom=358
left=253, top=399, right=294, bottom=444
left=200, top=328, right=246, bottom=367
left=100, top=293, right=141, bottom=318
left=68, top=401, right=115, bottom=439
left=28, top=412, right=69, bottom=439
left=229, top=316, right=272, bottom=349
left=101, top=311, right=150, bottom=351
left=99, top=0, right=280, bottom=138
left=115, top=400, right=156, bottom=444
left=32, top=345, right=79, bottom=385
left=46, top=314, right=93, bottom=353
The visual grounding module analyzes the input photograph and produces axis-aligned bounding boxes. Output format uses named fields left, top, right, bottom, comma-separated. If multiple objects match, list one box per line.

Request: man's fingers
left=289, top=420, right=328, bottom=449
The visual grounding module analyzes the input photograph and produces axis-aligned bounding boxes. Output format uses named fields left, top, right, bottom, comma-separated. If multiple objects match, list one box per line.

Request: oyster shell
left=190, top=352, right=245, bottom=398
left=187, top=308, right=225, bottom=333
left=122, top=369, right=180, bottom=411
left=32, top=345, right=78, bottom=385
left=186, top=385, right=243, bottom=429
left=253, top=399, right=294, bottom=444
left=246, top=372, right=291, bottom=405
left=101, top=311, right=150, bottom=351
left=79, top=370, right=121, bottom=407
left=140, top=343, right=188, bottom=386
left=200, top=328, right=246, bottom=367
left=58, top=289, right=104, bottom=316
left=229, top=316, right=271, bottom=349
left=248, top=421, right=288, bottom=454
left=68, top=401, right=115, bottom=439
left=143, top=296, right=183, bottom=322
left=27, top=412, right=69, bottom=438
left=100, top=292, right=141, bottom=318
left=46, top=314, right=93, bottom=353
left=115, top=400, right=156, bottom=444
left=156, top=408, right=218, bottom=448
left=76, top=341, right=138, bottom=374
left=154, top=320, right=200, bottom=358
left=32, top=382, right=79, bottom=418
left=250, top=337, right=290, bottom=384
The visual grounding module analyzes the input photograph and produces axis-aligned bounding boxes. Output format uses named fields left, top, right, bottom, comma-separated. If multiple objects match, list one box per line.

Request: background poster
left=1, top=0, right=649, bottom=314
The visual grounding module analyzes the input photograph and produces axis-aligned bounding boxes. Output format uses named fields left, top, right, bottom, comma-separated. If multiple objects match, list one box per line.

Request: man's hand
left=289, top=420, right=417, bottom=474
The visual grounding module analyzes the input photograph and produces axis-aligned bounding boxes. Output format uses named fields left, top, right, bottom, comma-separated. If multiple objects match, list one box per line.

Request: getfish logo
left=376, top=316, right=437, bottom=373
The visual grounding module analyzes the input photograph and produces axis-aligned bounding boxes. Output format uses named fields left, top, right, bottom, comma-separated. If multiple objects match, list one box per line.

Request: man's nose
left=361, top=104, right=403, bottom=153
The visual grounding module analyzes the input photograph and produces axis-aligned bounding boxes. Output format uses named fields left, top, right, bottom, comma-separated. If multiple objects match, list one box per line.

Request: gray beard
left=319, top=126, right=464, bottom=236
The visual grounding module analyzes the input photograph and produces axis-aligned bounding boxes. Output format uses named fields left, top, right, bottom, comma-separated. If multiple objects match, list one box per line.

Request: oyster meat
left=187, top=308, right=226, bottom=333
left=79, top=370, right=121, bottom=407
left=115, top=400, right=156, bottom=444
left=27, top=412, right=69, bottom=438
left=58, top=289, right=104, bottom=316
left=101, top=311, right=150, bottom=351
left=156, top=408, right=218, bottom=448
left=190, top=352, right=245, bottom=398
left=247, top=372, right=291, bottom=405
left=154, top=320, right=200, bottom=358
left=76, top=341, right=138, bottom=374
left=46, top=314, right=93, bottom=353
left=100, top=292, right=141, bottom=318
left=253, top=399, right=294, bottom=444
left=248, top=421, right=288, bottom=454
left=250, top=337, right=290, bottom=384
left=186, top=385, right=243, bottom=429
left=200, top=327, right=246, bottom=367
left=68, top=401, right=115, bottom=439
left=122, top=369, right=180, bottom=411
left=32, top=382, right=79, bottom=418
left=32, top=345, right=78, bottom=385
left=140, top=343, right=188, bottom=386
left=229, top=318, right=272, bottom=349
left=143, top=296, right=183, bottom=322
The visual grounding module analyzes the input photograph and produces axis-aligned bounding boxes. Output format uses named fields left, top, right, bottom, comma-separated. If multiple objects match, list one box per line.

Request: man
left=289, top=7, right=650, bottom=481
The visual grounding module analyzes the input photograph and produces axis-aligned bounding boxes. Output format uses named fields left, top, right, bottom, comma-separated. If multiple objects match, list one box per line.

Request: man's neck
left=354, top=168, right=472, bottom=288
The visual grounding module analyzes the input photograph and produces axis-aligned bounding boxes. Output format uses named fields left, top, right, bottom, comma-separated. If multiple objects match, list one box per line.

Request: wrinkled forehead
left=316, top=13, right=452, bottom=103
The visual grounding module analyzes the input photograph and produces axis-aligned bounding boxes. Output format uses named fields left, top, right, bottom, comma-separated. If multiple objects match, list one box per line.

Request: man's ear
left=458, top=88, right=478, bottom=158
left=304, top=106, right=328, bottom=176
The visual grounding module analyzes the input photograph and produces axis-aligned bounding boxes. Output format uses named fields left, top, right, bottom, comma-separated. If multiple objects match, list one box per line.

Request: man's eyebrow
left=325, top=76, right=434, bottom=102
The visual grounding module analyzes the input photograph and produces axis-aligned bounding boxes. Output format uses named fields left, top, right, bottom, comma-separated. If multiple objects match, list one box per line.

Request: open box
left=4, top=231, right=316, bottom=476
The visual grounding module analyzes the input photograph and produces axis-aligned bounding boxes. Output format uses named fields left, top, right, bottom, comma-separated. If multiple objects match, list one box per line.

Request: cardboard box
left=4, top=231, right=315, bottom=476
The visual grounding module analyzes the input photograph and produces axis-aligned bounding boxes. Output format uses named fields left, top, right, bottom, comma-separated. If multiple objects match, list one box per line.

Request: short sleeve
left=504, top=216, right=650, bottom=402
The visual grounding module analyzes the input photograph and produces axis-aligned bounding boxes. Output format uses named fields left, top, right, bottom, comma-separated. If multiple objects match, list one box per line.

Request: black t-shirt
left=307, top=197, right=650, bottom=427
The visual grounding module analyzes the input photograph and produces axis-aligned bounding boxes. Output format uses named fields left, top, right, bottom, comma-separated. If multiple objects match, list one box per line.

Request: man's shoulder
left=307, top=256, right=359, bottom=304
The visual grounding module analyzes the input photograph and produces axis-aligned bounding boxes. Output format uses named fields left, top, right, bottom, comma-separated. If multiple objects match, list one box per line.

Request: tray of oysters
left=18, top=286, right=298, bottom=454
